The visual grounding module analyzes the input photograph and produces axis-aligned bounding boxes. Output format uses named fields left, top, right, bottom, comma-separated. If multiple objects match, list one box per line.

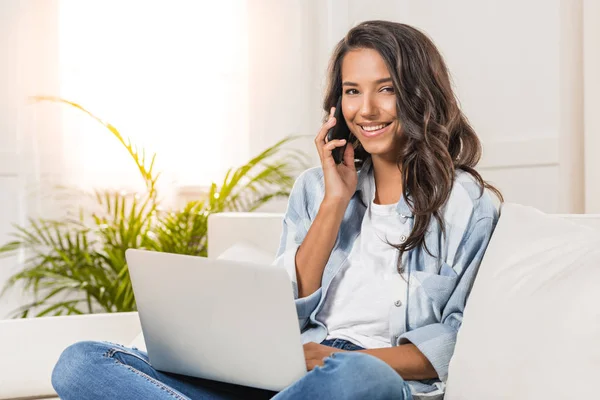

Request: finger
left=322, top=139, right=346, bottom=164
left=316, top=115, right=336, bottom=145
left=311, top=359, right=325, bottom=370
left=315, top=121, right=338, bottom=162
left=323, top=139, right=346, bottom=151
left=343, top=140, right=355, bottom=168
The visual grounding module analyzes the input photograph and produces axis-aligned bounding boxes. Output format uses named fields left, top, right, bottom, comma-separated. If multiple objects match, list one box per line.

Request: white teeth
left=362, top=123, right=388, bottom=132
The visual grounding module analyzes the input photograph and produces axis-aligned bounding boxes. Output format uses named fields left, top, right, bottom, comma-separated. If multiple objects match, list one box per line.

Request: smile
left=359, top=122, right=392, bottom=138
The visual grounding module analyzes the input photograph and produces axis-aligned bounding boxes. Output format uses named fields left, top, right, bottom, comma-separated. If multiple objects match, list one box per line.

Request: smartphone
left=326, top=96, right=351, bottom=164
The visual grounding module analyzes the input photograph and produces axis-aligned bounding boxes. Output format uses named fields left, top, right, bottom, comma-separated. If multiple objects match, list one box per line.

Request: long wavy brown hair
left=322, top=20, right=503, bottom=272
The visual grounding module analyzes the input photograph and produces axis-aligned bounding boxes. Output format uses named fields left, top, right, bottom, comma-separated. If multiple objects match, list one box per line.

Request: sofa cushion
left=445, top=203, right=600, bottom=399
left=216, top=241, right=277, bottom=265
left=207, top=212, right=284, bottom=259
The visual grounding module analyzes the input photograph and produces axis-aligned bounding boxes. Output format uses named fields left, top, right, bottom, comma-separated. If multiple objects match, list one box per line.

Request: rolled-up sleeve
left=271, top=172, right=322, bottom=330
left=398, top=217, right=497, bottom=382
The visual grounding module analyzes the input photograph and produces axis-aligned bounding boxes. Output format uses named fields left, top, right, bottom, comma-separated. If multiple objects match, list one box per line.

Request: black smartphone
left=326, top=96, right=351, bottom=164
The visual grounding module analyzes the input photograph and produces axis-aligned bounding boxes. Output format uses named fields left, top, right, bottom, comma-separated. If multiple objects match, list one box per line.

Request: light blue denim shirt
left=273, top=158, right=499, bottom=398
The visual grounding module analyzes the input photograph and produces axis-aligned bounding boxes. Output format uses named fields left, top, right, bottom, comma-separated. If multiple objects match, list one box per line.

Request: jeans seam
left=103, top=346, right=186, bottom=400
left=113, top=358, right=188, bottom=400
left=104, top=347, right=152, bottom=367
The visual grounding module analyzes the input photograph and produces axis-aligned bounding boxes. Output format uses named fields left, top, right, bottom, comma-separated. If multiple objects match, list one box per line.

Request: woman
left=52, top=20, right=502, bottom=400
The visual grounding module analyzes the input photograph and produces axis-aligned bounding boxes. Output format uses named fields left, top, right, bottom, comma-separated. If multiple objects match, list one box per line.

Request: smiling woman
left=58, top=0, right=249, bottom=194
left=48, top=18, right=503, bottom=400
left=341, top=53, right=398, bottom=147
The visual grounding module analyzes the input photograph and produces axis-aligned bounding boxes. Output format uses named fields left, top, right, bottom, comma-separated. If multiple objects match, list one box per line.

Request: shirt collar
left=355, top=157, right=414, bottom=218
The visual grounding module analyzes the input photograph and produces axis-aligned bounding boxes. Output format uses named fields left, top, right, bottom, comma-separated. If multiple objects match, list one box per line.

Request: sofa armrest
left=0, top=312, right=141, bottom=399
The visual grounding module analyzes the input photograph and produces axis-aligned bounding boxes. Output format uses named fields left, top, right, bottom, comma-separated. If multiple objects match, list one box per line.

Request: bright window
left=58, top=0, right=249, bottom=195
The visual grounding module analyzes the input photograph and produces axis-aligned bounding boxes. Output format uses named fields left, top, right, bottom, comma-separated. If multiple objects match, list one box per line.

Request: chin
left=359, top=139, right=397, bottom=158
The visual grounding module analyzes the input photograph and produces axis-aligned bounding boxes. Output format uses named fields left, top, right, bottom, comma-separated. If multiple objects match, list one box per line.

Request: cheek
left=341, top=102, right=359, bottom=122
left=383, top=98, right=397, bottom=117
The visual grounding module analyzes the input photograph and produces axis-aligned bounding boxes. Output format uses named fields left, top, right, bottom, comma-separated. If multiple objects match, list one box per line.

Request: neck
left=371, top=155, right=403, bottom=205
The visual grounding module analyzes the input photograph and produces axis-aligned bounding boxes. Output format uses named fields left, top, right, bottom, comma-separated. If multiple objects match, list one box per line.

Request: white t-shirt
left=316, top=197, right=410, bottom=349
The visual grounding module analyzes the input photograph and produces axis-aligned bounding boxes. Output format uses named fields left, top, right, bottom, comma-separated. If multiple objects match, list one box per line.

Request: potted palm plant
left=0, top=97, right=309, bottom=318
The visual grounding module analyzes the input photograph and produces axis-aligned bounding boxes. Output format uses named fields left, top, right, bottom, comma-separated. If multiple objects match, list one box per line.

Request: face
left=340, top=48, right=401, bottom=160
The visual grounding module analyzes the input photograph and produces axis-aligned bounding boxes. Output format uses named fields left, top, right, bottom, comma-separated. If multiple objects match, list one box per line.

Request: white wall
left=248, top=0, right=589, bottom=214
left=346, top=0, right=585, bottom=213
left=247, top=0, right=321, bottom=164
left=246, top=0, right=322, bottom=212
left=584, top=0, right=600, bottom=213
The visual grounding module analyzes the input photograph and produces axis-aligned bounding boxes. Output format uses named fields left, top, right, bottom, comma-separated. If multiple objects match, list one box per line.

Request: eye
left=344, top=89, right=359, bottom=95
left=381, top=86, right=395, bottom=93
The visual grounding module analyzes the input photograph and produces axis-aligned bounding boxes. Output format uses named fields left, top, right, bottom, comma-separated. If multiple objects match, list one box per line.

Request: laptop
left=125, top=248, right=307, bottom=391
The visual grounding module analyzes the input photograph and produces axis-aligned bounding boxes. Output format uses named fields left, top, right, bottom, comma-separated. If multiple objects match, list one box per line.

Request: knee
left=319, top=352, right=412, bottom=399
left=51, top=340, right=111, bottom=396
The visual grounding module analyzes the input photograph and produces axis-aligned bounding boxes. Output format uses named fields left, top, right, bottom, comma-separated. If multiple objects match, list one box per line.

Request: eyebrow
left=342, top=77, right=393, bottom=86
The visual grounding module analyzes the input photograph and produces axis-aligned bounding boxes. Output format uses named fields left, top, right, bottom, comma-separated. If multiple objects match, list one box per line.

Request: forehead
left=341, top=48, right=390, bottom=82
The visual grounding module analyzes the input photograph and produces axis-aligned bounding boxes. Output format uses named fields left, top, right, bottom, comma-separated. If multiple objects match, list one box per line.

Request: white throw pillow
left=445, top=203, right=600, bottom=400
left=215, top=241, right=276, bottom=265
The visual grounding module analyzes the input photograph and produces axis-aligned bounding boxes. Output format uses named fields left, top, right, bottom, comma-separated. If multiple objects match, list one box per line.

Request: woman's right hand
left=315, top=107, right=358, bottom=206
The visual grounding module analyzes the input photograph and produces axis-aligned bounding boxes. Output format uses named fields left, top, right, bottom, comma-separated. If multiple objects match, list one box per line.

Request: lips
left=359, top=122, right=392, bottom=138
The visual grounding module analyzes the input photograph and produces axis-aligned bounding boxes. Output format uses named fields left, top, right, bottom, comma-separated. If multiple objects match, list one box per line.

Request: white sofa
left=1, top=203, right=599, bottom=399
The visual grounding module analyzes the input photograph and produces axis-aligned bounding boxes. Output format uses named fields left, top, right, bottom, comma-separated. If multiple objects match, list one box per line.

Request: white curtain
left=0, top=0, right=62, bottom=318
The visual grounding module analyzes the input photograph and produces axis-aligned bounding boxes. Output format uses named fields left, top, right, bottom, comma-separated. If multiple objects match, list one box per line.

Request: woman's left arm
left=304, top=341, right=437, bottom=379
left=362, top=217, right=498, bottom=381
left=359, top=343, right=437, bottom=380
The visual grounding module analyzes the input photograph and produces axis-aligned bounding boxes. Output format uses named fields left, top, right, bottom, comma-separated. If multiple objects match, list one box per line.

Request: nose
left=359, top=93, right=378, bottom=119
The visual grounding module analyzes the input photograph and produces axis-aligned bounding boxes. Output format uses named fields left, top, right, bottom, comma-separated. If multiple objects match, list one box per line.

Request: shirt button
left=399, top=235, right=407, bottom=243
left=394, top=300, right=402, bottom=307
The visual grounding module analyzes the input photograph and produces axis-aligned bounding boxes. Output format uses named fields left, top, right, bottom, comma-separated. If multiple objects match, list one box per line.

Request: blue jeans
left=52, top=338, right=413, bottom=399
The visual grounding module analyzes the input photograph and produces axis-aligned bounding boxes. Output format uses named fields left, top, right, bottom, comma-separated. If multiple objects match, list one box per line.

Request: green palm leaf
left=1, top=98, right=310, bottom=317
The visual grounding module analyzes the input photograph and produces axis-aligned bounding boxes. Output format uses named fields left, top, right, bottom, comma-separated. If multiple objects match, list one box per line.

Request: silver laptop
left=125, top=248, right=306, bottom=391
